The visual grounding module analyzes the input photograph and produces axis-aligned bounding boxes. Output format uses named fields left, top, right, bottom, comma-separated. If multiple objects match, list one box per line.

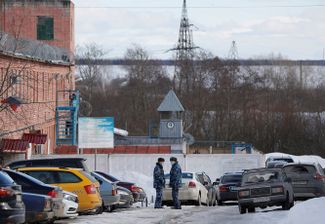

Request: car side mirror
left=213, top=182, right=219, bottom=186
left=203, top=181, right=209, bottom=186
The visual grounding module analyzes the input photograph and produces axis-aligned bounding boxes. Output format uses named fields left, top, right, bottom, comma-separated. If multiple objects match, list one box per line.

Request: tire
left=282, top=194, right=291, bottom=210
left=96, top=203, right=104, bottom=214
left=248, top=207, right=256, bottom=213
left=239, top=204, right=247, bottom=214
left=196, top=193, right=202, bottom=206
left=217, top=198, right=223, bottom=206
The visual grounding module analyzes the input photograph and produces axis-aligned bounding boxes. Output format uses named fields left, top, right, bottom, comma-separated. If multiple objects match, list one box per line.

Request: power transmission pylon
left=170, top=0, right=199, bottom=59
left=228, top=40, right=239, bottom=60
left=169, top=0, right=199, bottom=93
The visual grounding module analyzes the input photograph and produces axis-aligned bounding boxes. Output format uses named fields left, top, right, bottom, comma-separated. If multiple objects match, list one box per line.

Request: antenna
left=228, top=40, right=239, bottom=60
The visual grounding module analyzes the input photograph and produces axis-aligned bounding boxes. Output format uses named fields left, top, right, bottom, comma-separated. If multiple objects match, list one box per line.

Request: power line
left=72, top=4, right=325, bottom=9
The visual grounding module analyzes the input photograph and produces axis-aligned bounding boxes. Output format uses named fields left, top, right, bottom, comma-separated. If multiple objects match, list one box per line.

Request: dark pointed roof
left=157, top=90, right=185, bottom=112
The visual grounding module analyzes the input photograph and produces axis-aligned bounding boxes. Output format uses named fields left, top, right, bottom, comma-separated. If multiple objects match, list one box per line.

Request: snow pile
left=281, top=197, right=325, bottom=224
left=266, top=152, right=325, bottom=167
left=113, top=171, right=155, bottom=204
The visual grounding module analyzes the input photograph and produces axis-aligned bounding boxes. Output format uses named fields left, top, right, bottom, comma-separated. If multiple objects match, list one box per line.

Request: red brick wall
left=0, top=54, right=74, bottom=154
left=0, top=0, right=75, bottom=53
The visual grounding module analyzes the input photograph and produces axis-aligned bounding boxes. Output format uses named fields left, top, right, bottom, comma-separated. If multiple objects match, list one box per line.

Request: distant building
left=0, top=0, right=75, bottom=164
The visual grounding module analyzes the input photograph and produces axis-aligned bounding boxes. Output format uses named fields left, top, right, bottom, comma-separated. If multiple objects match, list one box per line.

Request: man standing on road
left=153, top=158, right=166, bottom=209
left=169, top=157, right=182, bottom=209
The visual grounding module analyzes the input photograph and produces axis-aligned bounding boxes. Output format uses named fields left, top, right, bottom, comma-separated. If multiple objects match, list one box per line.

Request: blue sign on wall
left=78, top=117, right=114, bottom=149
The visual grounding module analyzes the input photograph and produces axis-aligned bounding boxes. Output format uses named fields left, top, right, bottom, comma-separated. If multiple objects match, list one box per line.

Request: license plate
left=16, top=195, right=22, bottom=202
left=293, top=181, right=307, bottom=185
left=230, top=187, right=237, bottom=192
left=253, top=197, right=270, bottom=203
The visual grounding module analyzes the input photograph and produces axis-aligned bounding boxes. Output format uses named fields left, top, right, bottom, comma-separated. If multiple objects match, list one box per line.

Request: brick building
left=0, top=0, right=74, bottom=53
left=0, top=0, right=75, bottom=164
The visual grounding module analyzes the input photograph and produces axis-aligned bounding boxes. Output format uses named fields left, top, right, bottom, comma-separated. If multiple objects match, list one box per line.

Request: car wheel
left=282, top=194, right=291, bottom=210
left=96, top=204, right=104, bottom=214
left=196, top=194, right=202, bottom=206
left=248, top=207, right=256, bottom=213
left=217, top=198, right=223, bottom=206
left=239, top=204, right=247, bottom=214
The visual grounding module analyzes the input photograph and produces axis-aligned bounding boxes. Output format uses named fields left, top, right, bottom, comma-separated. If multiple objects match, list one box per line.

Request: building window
left=37, top=16, right=54, bottom=40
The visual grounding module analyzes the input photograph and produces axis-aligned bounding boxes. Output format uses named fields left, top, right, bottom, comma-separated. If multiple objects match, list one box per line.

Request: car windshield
left=81, top=171, right=98, bottom=183
left=283, top=165, right=316, bottom=176
left=242, top=171, right=280, bottom=184
left=0, top=171, right=15, bottom=186
left=221, top=175, right=242, bottom=184
left=164, top=173, right=193, bottom=179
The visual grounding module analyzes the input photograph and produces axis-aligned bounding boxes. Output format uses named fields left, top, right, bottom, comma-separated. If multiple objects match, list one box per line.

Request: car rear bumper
left=219, top=192, right=238, bottom=201
left=0, top=209, right=25, bottom=224
left=117, top=195, right=133, bottom=207
left=133, top=192, right=146, bottom=202
left=102, top=195, right=120, bottom=206
left=293, top=186, right=325, bottom=199
left=26, top=211, right=54, bottom=223
left=163, top=188, right=198, bottom=202
left=239, top=195, right=286, bottom=208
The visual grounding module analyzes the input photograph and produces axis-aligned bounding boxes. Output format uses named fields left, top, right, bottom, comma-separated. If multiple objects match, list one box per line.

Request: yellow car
left=18, top=167, right=102, bottom=213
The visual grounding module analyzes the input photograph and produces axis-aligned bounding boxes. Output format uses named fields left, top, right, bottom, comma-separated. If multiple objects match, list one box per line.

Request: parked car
left=265, top=156, right=294, bottom=167
left=0, top=170, right=25, bottom=224
left=115, top=186, right=134, bottom=209
left=22, top=192, right=54, bottom=223
left=215, top=172, right=243, bottom=205
left=283, top=163, right=325, bottom=200
left=18, top=167, right=102, bottom=214
left=237, top=168, right=294, bottom=214
left=94, top=171, right=147, bottom=203
left=3, top=169, right=66, bottom=219
left=163, top=172, right=209, bottom=206
left=197, top=172, right=217, bottom=206
left=90, top=172, right=120, bottom=212
left=6, top=158, right=89, bottom=172
left=62, top=191, right=79, bottom=218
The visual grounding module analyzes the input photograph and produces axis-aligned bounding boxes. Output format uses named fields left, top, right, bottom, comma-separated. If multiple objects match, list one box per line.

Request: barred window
left=37, top=16, right=54, bottom=40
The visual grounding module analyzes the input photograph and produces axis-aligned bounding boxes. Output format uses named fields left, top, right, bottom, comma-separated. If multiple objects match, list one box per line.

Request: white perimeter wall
left=32, top=154, right=265, bottom=181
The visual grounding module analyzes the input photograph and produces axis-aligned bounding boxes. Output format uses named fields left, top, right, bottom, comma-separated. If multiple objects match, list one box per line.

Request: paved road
left=56, top=204, right=289, bottom=224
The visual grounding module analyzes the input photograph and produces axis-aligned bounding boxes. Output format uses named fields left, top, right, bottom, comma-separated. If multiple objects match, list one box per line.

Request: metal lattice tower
left=228, top=40, right=239, bottom=60
left=170, top=0, right=198, bottom=59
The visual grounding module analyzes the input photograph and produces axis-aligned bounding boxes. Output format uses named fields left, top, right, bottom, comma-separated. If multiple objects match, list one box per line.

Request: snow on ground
left=57, top=204, right=289, bottom=224
left=57, top=198, right=325, bottom=224
left=281, top=197, right=325, bottom=224
left=266, top=152, right=325, bottom=167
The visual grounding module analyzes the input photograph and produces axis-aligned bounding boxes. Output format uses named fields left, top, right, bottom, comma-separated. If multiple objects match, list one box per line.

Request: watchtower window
left=37, top=16, right=54, bottom=40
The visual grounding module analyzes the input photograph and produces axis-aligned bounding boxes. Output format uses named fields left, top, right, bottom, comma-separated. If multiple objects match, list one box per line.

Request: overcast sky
left=74, top=0, right=325, bottom=59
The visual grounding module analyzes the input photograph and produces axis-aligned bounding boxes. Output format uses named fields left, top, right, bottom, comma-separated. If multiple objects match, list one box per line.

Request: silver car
left=91, top=172, right=120, bottom=212
left=283, top=163, right=325, bottom=199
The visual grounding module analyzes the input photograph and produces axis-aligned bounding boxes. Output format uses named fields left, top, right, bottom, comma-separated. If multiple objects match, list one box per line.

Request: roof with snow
left=157, top=90, right=185, bottom=112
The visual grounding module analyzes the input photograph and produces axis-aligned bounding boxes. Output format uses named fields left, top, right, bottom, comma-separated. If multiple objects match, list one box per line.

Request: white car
left=56, top=191, right=79, bottom=219
left=163, top=172, right=209, bottom=206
